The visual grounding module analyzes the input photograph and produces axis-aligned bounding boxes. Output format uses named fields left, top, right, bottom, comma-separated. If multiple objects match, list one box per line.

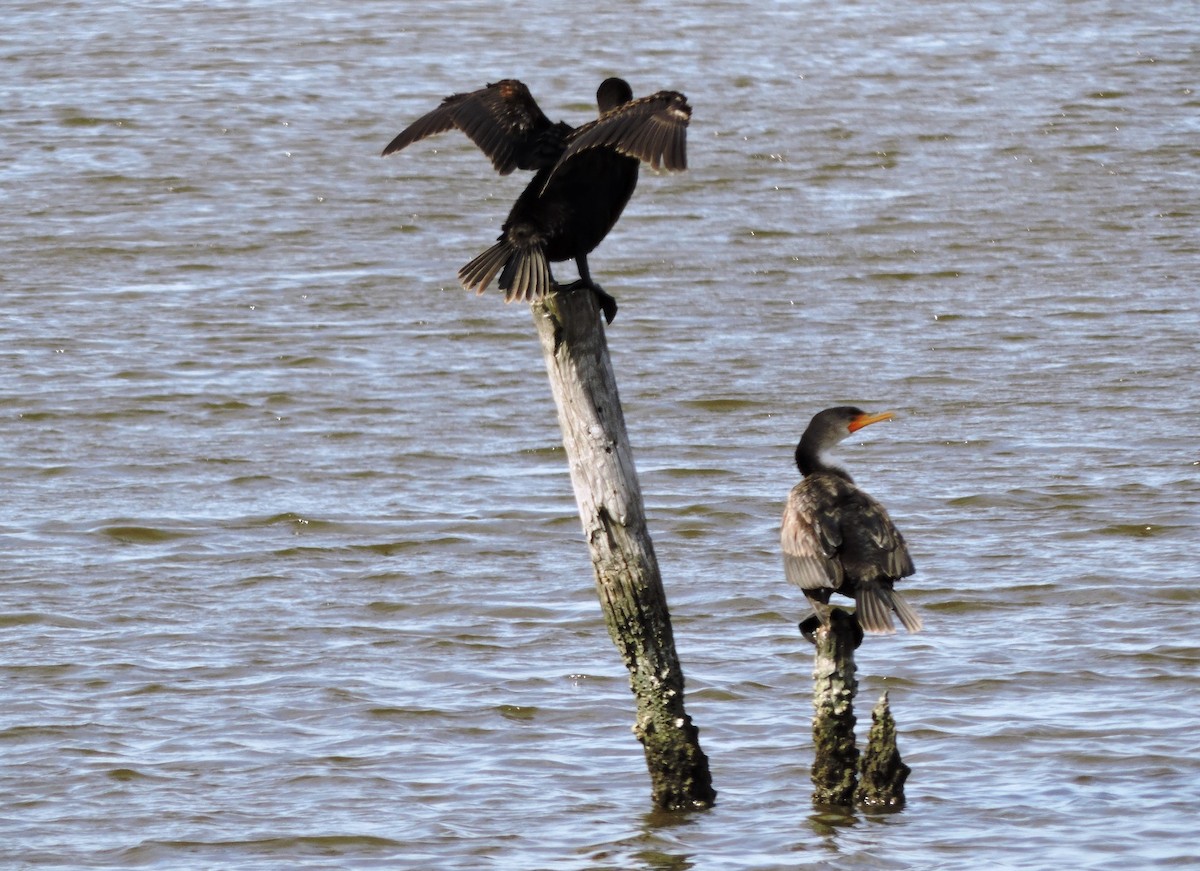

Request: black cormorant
left=780, top=407, right=923, bottom=642
left=381, top=78, right=691, bottom=323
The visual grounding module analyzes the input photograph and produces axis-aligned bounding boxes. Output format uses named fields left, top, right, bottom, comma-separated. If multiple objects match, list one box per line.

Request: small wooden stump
left=807, top=611, right=911, bottom=811
left=856, top=691, right=909, bottom=809
left=531, top=286, right=715, bottom=811
left=810, top=609, right=859, bottom=807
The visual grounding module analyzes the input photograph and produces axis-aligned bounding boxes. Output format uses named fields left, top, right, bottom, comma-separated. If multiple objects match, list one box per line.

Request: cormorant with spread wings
left=382, top=78, right=691, bottom=323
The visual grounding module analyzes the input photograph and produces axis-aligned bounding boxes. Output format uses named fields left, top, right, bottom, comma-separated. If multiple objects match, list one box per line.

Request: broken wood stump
left=810, top=609, right=859, bottom=807
left=807, top=609, right=910, bottom=810
left=856, top=691, right=910, bottom=809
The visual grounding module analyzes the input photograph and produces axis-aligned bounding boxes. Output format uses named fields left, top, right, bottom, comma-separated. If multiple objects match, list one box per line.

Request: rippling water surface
left=3, top=1, right=1199, bottom=868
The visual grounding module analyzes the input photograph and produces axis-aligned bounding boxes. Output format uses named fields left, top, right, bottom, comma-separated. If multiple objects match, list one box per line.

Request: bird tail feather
left=856, top=584, right=896, bottom=634
left=890, top=590, right=924, bottom=633
left=857, top=581, right=922, bottom=634
left=458, top=241, right=513, bottom=295
left=497, top=245, right=553, bottom=303
left=458, top=241, right=553, bottom=303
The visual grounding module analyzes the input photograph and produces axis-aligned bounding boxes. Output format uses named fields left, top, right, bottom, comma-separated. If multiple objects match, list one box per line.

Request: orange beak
left=848, top=410, right=894, bottom=433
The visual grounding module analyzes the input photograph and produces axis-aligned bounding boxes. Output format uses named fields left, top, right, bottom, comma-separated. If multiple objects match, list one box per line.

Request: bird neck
left=795, top=437, right=852, bottom=481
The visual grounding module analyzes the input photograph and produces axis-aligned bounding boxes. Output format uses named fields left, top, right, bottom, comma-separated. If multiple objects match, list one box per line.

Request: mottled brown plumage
left=781, top=407, right=922, bottom=638
left=382, top=78, right=691, bottom=323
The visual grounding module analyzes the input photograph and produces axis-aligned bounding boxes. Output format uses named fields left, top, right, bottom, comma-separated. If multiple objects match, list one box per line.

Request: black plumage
left=382, top=78, right=691, bottom=323
left=780, top=407, right=923, bottom=640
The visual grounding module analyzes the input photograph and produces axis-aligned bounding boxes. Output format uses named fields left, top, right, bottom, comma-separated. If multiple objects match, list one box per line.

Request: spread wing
left=554, top=90, right=691, bottom=175
left=381, top=79, right=569, bottom=175
left=781, top=483, right=844, bottom=592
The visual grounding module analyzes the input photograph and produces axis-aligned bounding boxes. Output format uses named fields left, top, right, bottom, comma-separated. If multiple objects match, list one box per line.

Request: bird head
left=795, top=406, right=895, bottom=476
left=596, top=78, right=633, bottom=114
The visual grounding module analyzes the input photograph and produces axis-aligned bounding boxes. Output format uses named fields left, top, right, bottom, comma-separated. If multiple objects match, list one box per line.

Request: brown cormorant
left=780, top=407, right=923, bottom=643
left=381, top=78, right=691, bottom=323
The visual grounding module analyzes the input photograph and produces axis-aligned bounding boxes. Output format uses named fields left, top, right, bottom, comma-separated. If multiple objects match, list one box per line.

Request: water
left=3, top=1, right=1198, bottom=868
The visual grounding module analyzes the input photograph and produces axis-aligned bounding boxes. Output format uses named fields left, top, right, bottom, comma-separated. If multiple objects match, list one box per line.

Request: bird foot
left=799, top=608, right=864, bottom=649
left=799, top=615, right=822, bottom=645
left=556, top=279, right=618, bottom=325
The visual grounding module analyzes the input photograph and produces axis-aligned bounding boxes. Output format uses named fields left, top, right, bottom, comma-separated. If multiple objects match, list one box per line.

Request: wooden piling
left=810, top=609, right=859, bottom=807
left=856, top=691, right=909, bottom=809
left=531, top=286, right=715, bottom=811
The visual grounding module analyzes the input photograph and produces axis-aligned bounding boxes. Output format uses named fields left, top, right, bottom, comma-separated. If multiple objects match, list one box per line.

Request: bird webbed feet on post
left=556, top=278, right=618, bottom=325
left=800, top=607, right=864, bottom=649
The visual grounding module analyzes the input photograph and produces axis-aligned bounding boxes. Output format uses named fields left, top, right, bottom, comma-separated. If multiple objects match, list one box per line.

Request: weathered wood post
left=531, top=286, right=715, bottom=811
left=856, top=691, right=909, bottom=809
left=808, top=611, right=910, bottom=810
left=809, top=609, right=860, bottom=806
